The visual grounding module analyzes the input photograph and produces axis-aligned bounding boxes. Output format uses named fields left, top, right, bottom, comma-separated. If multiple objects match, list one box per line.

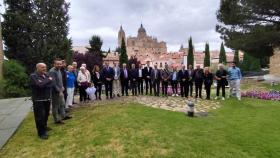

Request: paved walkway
left=0, top=98, right=32, bottom=149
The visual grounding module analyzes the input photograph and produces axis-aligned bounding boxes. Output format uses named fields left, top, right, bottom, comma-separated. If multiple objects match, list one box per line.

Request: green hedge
left=1, top=60, right=29, bottom=98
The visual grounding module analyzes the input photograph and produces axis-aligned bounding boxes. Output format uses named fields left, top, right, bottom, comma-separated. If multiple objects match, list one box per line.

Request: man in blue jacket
left=228, top=62, right=242, bottom=100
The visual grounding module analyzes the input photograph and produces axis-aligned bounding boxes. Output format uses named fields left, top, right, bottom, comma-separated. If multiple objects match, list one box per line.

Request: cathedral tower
left=137, top=24, right=147, bottom=38
left=118, top=25, right=126, bottom=48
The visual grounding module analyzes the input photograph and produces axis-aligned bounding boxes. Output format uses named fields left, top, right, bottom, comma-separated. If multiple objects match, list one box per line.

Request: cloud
left=67, top=0, right=228, bottom=52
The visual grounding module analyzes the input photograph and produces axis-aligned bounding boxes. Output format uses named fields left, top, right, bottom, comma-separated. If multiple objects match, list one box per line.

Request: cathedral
left=118, top=24, right=167, bottom=57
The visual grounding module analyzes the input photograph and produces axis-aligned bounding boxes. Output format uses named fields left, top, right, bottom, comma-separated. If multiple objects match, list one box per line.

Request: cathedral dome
left=137, top=24, right=147, bottom=38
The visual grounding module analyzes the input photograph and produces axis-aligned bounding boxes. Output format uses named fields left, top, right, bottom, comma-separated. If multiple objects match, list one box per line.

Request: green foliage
left=2, top=0, right=72, bottom=74
left=219, top=42, right=227, bottom=64
left=204, top=43, right=211, bottom=67
left=241, top=52, right=261, bottom=71
left=233, top=50, right=240, bottom=67
left=216, top=0, right=279, bottom=57
left=119, top=37, right=128, bottom=65
left=87, top=35, right=103, bottom=54
left=187, top=37, right=194, bottom=67
left=1, top=60, right=29, bottom=98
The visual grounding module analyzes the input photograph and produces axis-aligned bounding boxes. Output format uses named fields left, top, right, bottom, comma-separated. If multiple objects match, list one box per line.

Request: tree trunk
left=269, top=47, right=280, bottom=77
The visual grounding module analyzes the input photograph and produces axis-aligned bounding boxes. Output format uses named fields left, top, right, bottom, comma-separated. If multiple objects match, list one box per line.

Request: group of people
left=30, top=58, right=242, bottom=139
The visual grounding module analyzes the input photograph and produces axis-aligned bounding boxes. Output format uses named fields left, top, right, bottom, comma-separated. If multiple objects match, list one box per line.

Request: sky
left=0, top=0, right=229, bottom=52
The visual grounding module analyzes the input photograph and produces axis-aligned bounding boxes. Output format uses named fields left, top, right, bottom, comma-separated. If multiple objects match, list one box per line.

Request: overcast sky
left=1, top=0, right=229, bottom=52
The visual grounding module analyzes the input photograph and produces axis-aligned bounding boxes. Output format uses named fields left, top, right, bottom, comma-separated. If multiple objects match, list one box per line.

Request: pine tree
left=219, top=42, right=227, bottom=64
left=233, top=50, right=240, bottom=67
left=187, top=37, right=194, bottom=67
left=85, top=35, right=104, bottom=70
left=204, top=43, right=210, bottom=67
left=119, top=37, right=128, bottom=66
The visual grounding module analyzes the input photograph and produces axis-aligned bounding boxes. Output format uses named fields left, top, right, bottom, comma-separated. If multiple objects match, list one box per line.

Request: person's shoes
left=99, top=97, right=102, bottom=100
left=222, top=97, right=225, bottom=101
left=63, top=116, right=72, bottom=120
left=106, top=96, right=109, bottom=99
left=73, top=102, right=77, bottom=105
left=176, top=94, right=179, bottom=97
left=117, top=94, right=120, bottom=97
left=238, top=97, right=241, bottom=101
left=172, top=94, right=175, bottom=97
left=214, top=96, right=218, bottom=100
left=46, top=127, right=52, bottom=131
left=39, top=134, right=48, bottom=140
left=55, top=121, right=65, bottom=124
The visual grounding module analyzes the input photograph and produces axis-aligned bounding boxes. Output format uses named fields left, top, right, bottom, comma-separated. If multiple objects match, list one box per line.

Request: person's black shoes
left=63, top=116, right=72, bottom=120
left=39, top=134, right=48, bottom=140
left=55, top=121, right=65, bottom=124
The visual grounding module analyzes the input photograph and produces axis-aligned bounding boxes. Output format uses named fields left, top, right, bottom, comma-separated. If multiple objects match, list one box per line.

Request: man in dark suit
left=143, top=61, right=153, bottom=95
left=178, top=64, right=189, bottom=98
left=120, top=63, right=129, bottom=96
left=193, top=65, right=204, bottom=99
left=161, top=63, right=170, bottom=97
left=130, top=64, right=138, bottom=96
left=187, top=65, right=194, bottom=97
left=151, top=64, right=161, bottom=96
left=102, top=62, right=114, bottom=99
left=137, top=64, right=144, bottom=95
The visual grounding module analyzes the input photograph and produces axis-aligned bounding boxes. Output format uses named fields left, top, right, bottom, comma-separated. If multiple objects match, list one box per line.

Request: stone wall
left=270, top=47, right=280, bottom=77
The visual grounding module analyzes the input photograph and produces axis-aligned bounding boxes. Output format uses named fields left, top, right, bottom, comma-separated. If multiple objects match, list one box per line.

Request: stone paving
left=0, top=98, right=32, bottom=149
left=86, top=95, right=221, bottom=114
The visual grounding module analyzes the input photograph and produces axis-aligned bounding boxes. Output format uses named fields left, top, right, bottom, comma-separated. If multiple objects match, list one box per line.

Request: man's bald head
left=36, top=63, right=47, bottom=74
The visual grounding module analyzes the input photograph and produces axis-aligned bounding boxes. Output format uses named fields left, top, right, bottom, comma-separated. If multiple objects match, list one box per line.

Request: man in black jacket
left=178, top=64, right=189, bottom=98
left=193, top=65, right=204, bottom=99
left=161, top=63, right=170, bottom=97
left=187, top=65, right=194, bottom=97
left=130, top=64, right=138, bottom=96
left=29, top=63, right=53, bottom=139
left=102, top=62, right=114, bottom=99
left=120, top=63, right=130, bottom=96
left=151, top=64, right=161, bottom=96
left=143, top=61, right=153, bottom=95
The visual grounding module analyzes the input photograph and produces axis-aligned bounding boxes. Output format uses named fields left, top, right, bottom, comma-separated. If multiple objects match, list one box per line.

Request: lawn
left=0, top=98, right=280, bottom=158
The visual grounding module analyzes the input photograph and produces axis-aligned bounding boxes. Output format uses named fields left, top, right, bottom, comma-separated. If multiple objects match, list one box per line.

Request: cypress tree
left=233, top=50, right=240, bottom=67
left=119, top=37, right=128, bottom=66
left=187, top=37, right=194, bottom=67
left=219, top=42, right=227, bottom=64
left=204, top=43, right=210, bottom=67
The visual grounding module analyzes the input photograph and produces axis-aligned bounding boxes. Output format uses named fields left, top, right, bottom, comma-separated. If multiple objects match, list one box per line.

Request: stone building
left=118, top=24, right=167, bottom=57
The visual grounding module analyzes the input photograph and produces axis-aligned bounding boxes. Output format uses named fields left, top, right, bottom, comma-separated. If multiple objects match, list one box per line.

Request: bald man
left=29, top=63, right=53, bottom=139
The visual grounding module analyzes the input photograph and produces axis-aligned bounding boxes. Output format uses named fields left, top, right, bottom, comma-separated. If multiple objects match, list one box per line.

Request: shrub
left=2, top=60, right=29, bottom=98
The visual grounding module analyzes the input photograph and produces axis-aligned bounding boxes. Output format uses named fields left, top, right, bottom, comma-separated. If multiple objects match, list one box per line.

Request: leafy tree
left=233, top=50, right=240, bottom=67
left=216, top=0, right=280, bottom=58
left=119, top=37, right=128, bottom=66
left=219, top=42, right=227, bottom=64
left=204, top=43, right=211, bottom=67
left=187, top=37, right=194, bottom=67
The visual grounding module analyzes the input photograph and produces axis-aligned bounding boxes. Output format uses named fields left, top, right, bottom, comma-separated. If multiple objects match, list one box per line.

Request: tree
left=2, top=0, right=72, bottom=74
left=216, top=0, right=280, bottom=58
left=219, top=42, right=227, bottom=64
left=233, top=50, right=240, bottom=67
left=0, top=16, right=4, bottom=80
left=85, top=35, right=105, bottom=71
left=204, top=43, right=211, bottom=67
left=187, top=37, right=194, bottom=67
left=241, top=52, right=261, bottom=71
left=2, top=0, right=34, bottom=73
left=119, top=37, right=128, bottom=66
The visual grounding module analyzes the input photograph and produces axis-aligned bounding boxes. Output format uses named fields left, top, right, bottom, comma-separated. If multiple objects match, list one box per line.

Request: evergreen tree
left=2, top=0, right=72, bottom=73
left=85, top=35, right=104, bottom=70
left=204, top=43, right=210, bottom=67
left=241, top=52, right=261, bottom=71
left=187, top=37, right=194, bottom=67
left=2, top=0, right=34, bottom=73
left=216, top=0, right=279, bottom=57
left=219, top=42, right=227, bottom=64
left=119, top=37, right=128, bottom=66
left=233, top=50, right=240, bottom=67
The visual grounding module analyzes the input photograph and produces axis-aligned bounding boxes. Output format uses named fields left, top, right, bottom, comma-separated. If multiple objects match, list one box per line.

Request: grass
left=0, top=98, right=280, bottom=158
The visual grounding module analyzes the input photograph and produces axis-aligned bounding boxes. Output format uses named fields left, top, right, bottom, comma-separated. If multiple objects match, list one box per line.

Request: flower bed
left=241, top=90, right=280, bottom=101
